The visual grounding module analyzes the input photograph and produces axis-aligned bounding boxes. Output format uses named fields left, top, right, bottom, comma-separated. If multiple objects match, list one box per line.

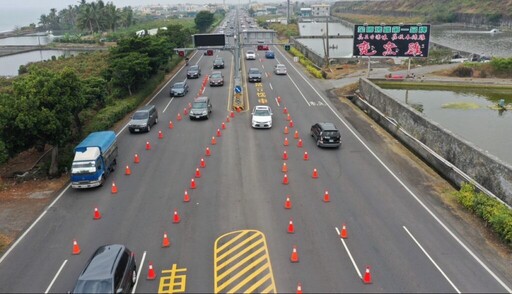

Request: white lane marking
left=275, top=97, right=280, bottom=107
left=274, top=45, right=512, bottom=293
left=265, top=72, right=269, bottom=78
left=335, top=227, right=362, bottom=279
left=403, top=226, right=461, bottom=293
left=285, top=73, right=310, bottom=106
left=163, top=97, right=175, bottom=113
left=269, top=83, right=273, bottom=91
left=132, top=251, right=146, bottom=294
left=44, top=259, right=67, bottom=294
left=262, top=64, right=265, bottom=69
left=0, top=184, right=71, bottom=265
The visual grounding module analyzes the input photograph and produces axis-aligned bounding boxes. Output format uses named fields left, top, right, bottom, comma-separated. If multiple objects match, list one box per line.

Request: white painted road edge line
left=44, top=259, right=68, bottom=294
left=274, top=45, right=512, bottom=293
left=275, top=97, right=280, bottom=107
left=132, top=251, right=146, bottom=294
left=403, top=226, right=461, bottom=293
left=269, top=82, right=273, bottom=91
left=335, top=227, right=362, bottom=279
left=163, top=97, right=175, bottom=113
left=285, top=72, right=311, bottom=107
left=0, top=184, right=71, bottom=265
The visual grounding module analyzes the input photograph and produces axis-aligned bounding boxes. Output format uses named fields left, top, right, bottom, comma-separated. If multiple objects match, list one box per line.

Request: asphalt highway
left=0, top=15, right=511, bottom=293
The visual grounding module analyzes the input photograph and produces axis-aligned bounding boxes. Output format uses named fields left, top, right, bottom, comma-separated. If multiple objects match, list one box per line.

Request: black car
left=310, top=122, right=341, bottom=148
left=72, top=244, right=137, bottom=293
left=213, top=57, right=225, bottom=69
left=186, top=65, right=201, bottom=79
left=209, top=71, right=224, bottom=86
left=170, top=81, right=189, bottom=97
left=248, top=68, right=262, bottom=82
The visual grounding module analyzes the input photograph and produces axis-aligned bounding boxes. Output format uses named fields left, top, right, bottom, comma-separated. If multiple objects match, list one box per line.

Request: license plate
left=196, top=116, right=201, bottom=118
left=134, top=129, right=139, bottom=132
left=329, top=139, right=333, bottom=142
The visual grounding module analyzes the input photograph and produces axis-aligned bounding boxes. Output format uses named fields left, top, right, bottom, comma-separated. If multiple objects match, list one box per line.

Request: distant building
left=311, top=4, right=330, bottom=16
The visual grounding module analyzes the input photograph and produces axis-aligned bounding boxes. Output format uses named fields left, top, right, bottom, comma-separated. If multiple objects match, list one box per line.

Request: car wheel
left=155, top=117, right=158, bottom=124
left=147, top=125, right=151, bottom=132
left=131, top=269, right=137, bottom=286
left=317, top=140, right=321, bottom=147
left=99, top=175, right=105, bottom=187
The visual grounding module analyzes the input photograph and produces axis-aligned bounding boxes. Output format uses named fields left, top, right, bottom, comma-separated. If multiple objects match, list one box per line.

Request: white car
left=274, top=64, right=287, bottom=75
left=251, top=105, right=273, bottom=128
left=245, top=50, right=256, bottom=60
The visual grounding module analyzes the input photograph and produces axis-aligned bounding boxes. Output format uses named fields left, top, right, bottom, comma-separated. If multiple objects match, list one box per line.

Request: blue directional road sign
left=235, top=85, right=242, bottom=93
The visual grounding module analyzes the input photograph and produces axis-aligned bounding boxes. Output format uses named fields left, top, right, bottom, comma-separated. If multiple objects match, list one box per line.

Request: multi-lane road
left=0, top=13, right=511, bottom=293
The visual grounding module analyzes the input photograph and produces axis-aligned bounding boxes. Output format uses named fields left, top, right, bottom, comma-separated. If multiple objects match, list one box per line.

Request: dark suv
left=310, top=122, right=341, bottom=148
left=189, top=96, right=212, bottom=120
left=128, top=105, right=158, bottom=133
left=72, top=244, right=137, bottom=294
left=186, top=65, right=201, bottom=78
left=213, top=57, right=225, bottom=69
left=248, top=68, right=262, bottom=82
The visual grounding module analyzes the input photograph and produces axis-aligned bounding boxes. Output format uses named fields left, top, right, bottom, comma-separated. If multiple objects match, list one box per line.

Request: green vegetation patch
left=441, top=102, right=480, bottom=109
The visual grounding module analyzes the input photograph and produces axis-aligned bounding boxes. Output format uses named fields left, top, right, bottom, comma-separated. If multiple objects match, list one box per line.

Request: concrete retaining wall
left=357, top=78, right=512, bottom=206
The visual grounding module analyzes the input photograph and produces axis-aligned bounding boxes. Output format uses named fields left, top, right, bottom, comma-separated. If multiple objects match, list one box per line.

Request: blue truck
left=71, top=131, right=118, bottom=189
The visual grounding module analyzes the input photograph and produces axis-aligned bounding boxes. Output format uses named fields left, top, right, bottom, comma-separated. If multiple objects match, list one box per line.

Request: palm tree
left=104, top=3, right=120, bottom=32
left=77, top=3, right=95, bottom=33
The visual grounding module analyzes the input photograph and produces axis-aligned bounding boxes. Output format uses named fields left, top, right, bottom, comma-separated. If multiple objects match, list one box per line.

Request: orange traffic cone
left=173, top=209, right=180, bottom=223
left=283, top=107, right=288, bottom=114
left=188, top=102, right=192, bottom=109
left=195, top=168, right=201, bottom=178
left=303, top=151, right=309, bottom=161
left=363, top=266, right=372, bottom=284
left=200, top=158, right=206, bottom=168
left=93, top=207, right=101, bottom=220
left=236, top=107, right=241, bottom=113
left=297, top=282, right=303, bottom=294
left=134, top=153, right=140, bottom=163
left=222, top=122, right=226, bottom=130
left=284, top=126, right=289, bottom=134
left=72, top=239, right=81, bottom=255
left=289, top=120, right=294, bottom=128
left=184, top=189, right=190, bottom=202
left=290, top=245, right=299, bottom=263
left=211, top=136, right=217, bottom=145
left=169, top=120, right=174, bottom=129
left=177, top=113, right=182, bottom=121
left=294, top=130, right=299, bottom=139
left=216, top=129, right=222, bottom=137
left=312, top=168, right=319, bottom=178
left=277, top=96, right=281, bottom=103
left=226, top=115, right=231, bottom=123
left=282, top=162, right=288, bottom=172
left=111, top=182, right=118, bottom=194
left=205, top=147, right=211, bottom=156
left=297, top=139, right=303, bottom=148
left=183, top=107, right=188, bottom=115
left=283, top=150, right=288, bottom=160
left=284, top=137, right=289, bottom=146
left=158, top=130, right=163, bottom=139
left=340, top=224, right=348, bottom=239
left=162, top=232, right=170, bottom=247
left=286, top=113, right=291, bottom=121
left=190, top=178, right=196, bottom=189
left=145, top=141, right=151, bottom=150
left=283, top=174, right=289, bottom=185
left=230, top=111, right=235, bottom=118
left=125, top=165, right=131, bottom=175
left=287, top=217, right=295, bottom=233
left=323, top=190, right=331, bottom=202
left=284, top=195, right=292, bottom=209
left=147, top=262, right=156, bottom=280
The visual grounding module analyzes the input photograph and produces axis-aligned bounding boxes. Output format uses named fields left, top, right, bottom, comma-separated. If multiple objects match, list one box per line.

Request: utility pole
left=324, top=15, right=329, bottom=69
left=287, top=0, right=290, bottom=25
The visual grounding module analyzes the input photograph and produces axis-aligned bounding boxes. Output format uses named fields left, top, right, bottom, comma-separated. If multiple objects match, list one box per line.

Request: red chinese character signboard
left=352, top=24, right=430, bottom=57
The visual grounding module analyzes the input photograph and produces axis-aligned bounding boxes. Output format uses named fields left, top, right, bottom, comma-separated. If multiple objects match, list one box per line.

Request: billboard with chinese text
left=352, top=24, right=430, bottom=57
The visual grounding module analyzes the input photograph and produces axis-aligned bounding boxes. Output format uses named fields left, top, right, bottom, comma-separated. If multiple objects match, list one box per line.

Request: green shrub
left=307, top=65, right=323, bottom=78
left=453, top=66, right=473, bottom=77
left=0, top=140, right=8, bottom=164
left=455, top=183, right=512, bottom=245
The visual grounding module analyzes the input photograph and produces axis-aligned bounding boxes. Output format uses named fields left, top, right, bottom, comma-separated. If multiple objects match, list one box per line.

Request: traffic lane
left=266, top=47, right=510, bottom=291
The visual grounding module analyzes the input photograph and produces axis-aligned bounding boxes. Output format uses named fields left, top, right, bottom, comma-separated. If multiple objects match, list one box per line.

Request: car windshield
left=192, top=102, right=207, bottom=109
left=247, top=51, right=254, bottom=54
left=214, top=59, right=223, bottom=63
left=249, top=69, right=260, bottom=74
left=254, top=109, right=270, bottom=116
left=189, top=66, right=199, bottom=71
left=133, top=112, right=148, bottom=119
left=174, top=83, right=185, bottom=89
left=276, top=65, right=285, bottom=69
left=71, top=161, right=96, bottom=174
left=323, top=131, right=339, bottom=137
left=211, top=73, right=222, bottom=79
left=73, top=279, right=113, bottom=293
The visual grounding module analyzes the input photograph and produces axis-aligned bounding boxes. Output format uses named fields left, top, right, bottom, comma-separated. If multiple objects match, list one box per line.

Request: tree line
left=0, top=23, right=197, bottom=175
left=38, top=0, right=135, bottom=33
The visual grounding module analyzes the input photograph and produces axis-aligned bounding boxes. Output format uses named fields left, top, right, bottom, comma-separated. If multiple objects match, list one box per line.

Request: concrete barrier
left=356, top=78, right=512, bottom=206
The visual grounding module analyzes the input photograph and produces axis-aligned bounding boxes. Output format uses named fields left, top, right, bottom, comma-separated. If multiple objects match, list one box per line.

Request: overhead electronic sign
left=352, top=24, right=430, bottom=57
left=193, top=34, right=226, bottom=47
